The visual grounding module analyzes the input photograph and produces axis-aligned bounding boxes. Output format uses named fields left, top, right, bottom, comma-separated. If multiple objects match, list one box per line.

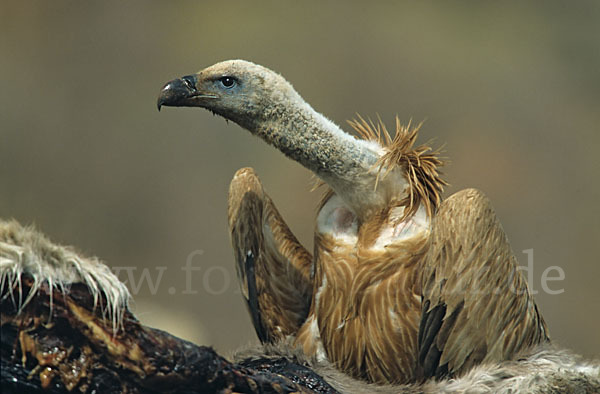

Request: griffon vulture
left=157, top=60, right=549, bottom=384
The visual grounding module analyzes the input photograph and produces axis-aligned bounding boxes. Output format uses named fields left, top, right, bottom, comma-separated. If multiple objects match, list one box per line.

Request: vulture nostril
left=182, top=76, right=196, bottom=91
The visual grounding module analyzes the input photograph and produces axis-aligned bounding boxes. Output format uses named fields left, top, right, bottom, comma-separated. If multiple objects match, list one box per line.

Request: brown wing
left=228, top=168, right=313, bottom=343
left=417, top=188, right=549, bottom=380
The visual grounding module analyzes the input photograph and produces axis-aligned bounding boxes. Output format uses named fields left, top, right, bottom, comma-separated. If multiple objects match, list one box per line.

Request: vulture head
left=157, top=60, right=302, bottom=131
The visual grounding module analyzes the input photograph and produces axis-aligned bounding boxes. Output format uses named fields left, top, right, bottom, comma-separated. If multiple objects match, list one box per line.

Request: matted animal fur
left=235, top=339, right=600, bottom=393
left=0, top=219, right=130, bottom=333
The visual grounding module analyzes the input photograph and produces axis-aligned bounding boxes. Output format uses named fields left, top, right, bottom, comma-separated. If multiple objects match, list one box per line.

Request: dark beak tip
left=157, top=81, right=175, bottom=112
left=157, top=79, right=189, bottom=112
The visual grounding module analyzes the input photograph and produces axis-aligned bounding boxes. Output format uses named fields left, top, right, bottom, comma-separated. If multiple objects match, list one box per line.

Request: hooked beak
left=157, top=75, right=217, bottom=111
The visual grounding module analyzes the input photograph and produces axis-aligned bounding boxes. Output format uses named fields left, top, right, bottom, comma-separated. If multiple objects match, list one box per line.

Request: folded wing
left=228, top=168, right=313, bottom=342
left=417, top=188, right=549, bottom=380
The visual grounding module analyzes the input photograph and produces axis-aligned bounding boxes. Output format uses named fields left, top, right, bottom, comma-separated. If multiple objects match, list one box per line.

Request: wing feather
left=417, top=188, right=548, bottom=380
left=228, top=168, right=313, bottom=343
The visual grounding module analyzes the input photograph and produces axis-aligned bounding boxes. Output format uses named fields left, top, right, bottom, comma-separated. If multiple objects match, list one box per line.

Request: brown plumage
left=157, top=60, right=549, bottom=384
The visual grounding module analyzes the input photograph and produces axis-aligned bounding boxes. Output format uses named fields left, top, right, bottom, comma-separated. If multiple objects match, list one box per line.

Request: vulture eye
left=219, top=76, right=236, bottom=88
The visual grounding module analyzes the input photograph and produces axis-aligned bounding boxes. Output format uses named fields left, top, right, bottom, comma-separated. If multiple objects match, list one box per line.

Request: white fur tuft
left=426, top=346, right=600, bottom=393
left=0, top=220, right=130, bottom=333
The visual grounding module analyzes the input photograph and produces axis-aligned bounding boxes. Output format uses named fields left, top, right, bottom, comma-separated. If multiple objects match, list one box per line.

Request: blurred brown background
left=1, top=1, right=599, bottom=359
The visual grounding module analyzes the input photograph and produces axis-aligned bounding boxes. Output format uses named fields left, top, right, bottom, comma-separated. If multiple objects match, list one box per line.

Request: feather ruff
left=347, top=115, right=447, bottom=220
